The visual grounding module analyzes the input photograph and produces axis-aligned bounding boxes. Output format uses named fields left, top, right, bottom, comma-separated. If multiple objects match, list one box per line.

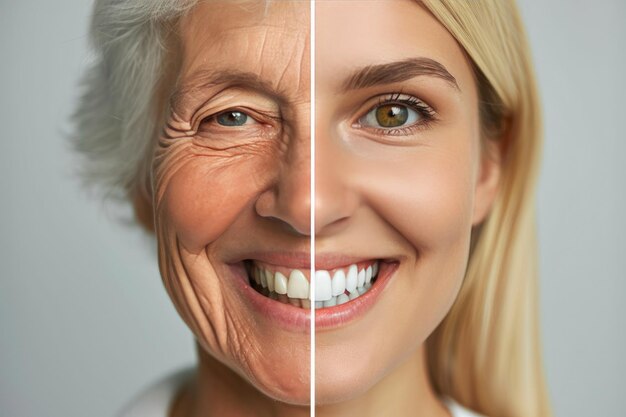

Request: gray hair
left=71, top=0, right=196, bottom=201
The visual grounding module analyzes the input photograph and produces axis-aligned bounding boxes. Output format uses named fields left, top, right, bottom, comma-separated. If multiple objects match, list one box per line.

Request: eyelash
left=356, top=93, right=437, bottom=136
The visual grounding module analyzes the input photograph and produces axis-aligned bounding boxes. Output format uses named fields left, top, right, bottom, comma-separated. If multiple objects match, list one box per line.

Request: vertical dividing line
left=309, top=0, right=316, bottom=416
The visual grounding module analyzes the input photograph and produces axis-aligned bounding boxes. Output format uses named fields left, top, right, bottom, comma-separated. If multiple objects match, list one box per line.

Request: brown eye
left=375, top=104, right=409, bottom=127
left=359, top=101, right=421, bottom=130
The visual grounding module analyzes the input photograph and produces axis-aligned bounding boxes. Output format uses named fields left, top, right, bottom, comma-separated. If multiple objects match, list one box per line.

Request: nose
left=314, top=126, right=359, bottom=236
left=255, top=122, right=312, bottom=236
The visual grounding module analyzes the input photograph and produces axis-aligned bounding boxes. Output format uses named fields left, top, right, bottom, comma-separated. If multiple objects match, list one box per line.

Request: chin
left=314, top=355, right=383, bottom=405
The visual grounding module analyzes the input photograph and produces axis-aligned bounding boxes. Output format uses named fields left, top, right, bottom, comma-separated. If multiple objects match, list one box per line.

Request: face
left=314, top=0, right=499, bottom=404
left=152, top=1, right=311, bottom=404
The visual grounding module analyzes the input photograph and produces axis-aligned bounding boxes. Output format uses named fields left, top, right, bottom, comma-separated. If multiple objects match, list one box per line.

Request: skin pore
left=314, top=1, right=500, bottom=416
left=146, top=1, right=501, bottom=416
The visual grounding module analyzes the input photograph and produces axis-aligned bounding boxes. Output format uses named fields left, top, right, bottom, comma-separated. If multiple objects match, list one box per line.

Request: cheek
left=357, top=144, right=476, bottom=253
left=154, top=140, right=275, bottom=251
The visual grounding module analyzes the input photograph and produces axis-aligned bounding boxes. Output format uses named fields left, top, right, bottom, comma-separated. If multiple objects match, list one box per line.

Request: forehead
left=316, top=0, right=475, bottom=96
left=176, top=1, right=310, bottom=97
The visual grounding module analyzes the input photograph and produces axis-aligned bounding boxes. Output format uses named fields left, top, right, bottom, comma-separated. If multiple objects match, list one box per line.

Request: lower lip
left=229, top=261, right=398, bottom=333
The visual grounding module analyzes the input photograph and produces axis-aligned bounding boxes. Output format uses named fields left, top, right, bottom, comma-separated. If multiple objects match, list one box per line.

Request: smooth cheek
left=317, top=134, right=476, bottom=403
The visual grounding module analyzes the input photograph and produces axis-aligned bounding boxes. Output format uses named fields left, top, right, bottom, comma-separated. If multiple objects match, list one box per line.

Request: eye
left=355, top=94, right=436, bottom=135
left=365, top=104, right=419, bottom=128
left=360, top=103, right=422, bottom=129
left=214, top=110, right=257, bottom=126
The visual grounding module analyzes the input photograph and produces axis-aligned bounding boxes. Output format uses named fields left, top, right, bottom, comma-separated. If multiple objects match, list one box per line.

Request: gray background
left=1, top=1, right=624, bottom=416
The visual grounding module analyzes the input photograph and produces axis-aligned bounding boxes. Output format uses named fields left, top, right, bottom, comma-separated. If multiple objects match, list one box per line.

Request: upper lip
left=231, top=251, right=395, bottom=270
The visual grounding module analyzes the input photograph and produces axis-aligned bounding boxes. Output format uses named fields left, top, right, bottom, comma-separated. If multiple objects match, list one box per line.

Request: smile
left=245, top=260, right=380, bottom=309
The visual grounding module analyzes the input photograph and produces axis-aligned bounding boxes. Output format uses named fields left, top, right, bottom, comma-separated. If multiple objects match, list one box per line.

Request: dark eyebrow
left=341, top=57, right=459, bottom=92
left=171, top=69, right=287, bottom=107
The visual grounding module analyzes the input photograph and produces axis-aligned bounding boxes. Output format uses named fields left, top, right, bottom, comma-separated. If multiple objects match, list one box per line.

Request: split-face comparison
left=147, top=0, right=501, bottom=407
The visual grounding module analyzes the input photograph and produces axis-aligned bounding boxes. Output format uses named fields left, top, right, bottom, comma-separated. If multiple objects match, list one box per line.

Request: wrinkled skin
left=152, top=0, right=311, bottom=409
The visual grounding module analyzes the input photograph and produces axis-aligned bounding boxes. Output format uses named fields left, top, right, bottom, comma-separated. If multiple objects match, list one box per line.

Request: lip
left=227, top=252, right=398, bottom=333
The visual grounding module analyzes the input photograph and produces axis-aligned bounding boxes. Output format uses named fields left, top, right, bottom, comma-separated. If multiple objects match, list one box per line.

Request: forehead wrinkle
left=171, top=69, right=288, bottom=107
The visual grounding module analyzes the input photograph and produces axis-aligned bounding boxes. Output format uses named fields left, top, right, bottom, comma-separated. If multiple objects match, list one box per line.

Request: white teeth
left=331, top=269, right=346, bottom=296
left=323, top=296, right=337, bottom=307
left=250, top=261, right=381, bottom=309
left=274, top=271, right=288, bottom=295
left=315, top=270, right=332, bottom=301
left=346, top=264, right=358, bottom=294
left=336, top=293, right=349, bottom=305
left=357, top=268, right=365, bottom=287
left=287, top=269, right=309, bottom=299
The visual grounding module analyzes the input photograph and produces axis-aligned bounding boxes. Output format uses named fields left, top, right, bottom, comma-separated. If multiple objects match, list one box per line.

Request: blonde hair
left=421, top=1, right=551, bottom=416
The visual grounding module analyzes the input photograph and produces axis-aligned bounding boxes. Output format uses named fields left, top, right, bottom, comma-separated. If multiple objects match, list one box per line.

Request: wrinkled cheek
left=149, top=141, right=275, bottom=360
left=156, top=153, right=272, bottom=252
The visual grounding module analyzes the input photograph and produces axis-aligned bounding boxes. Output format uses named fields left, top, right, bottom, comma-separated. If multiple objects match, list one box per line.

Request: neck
left=316, top=346, right=450, bottom=417
left=173, top=343, right=309, bottom=417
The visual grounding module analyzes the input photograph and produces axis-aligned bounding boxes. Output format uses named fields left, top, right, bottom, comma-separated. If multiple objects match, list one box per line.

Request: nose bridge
left=280, top=124, right=312, bottom=231
left=255, top=114, right=312, bottom=236
left=314, top=126, right=358, bottom=235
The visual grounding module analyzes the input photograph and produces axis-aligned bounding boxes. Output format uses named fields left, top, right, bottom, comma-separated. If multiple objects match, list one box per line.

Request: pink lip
left=227, top=253, right=398, bottom=333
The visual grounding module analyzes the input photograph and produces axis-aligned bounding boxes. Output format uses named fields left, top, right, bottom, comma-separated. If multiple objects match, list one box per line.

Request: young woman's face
left=314, top=0, right=499, bottom=404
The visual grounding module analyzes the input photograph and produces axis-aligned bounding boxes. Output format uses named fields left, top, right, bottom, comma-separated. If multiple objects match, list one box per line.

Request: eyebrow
left=341, top=57, right=459, bottom=92
left=170, top=69, right=287, bottom=107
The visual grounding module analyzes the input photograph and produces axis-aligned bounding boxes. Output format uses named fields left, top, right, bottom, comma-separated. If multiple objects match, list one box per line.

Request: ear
left=472, top=138, right=504, bottom=226
left=132, top=187, right=155, bottom=232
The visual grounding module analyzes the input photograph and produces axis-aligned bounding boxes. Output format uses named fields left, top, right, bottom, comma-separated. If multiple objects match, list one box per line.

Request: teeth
left=287, top=270, right=309, bottom=299
left=331, top=269, right=346, bottom=296
left=315, top=270, right=332, bottom=301
left=345, top=264, right=358, bottom=294
left=266, top=269, right=274, bottom=292
left=274, top=272, right=288, bottom=295
left=336, top=293, right=349, bottom=305
left=357, top=268, right=365, bottom=287
left=248, top=261, right=381, bottom=310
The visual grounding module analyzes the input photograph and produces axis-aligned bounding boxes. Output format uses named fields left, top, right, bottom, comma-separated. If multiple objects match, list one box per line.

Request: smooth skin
left=314, top=1, right=500, bottom=416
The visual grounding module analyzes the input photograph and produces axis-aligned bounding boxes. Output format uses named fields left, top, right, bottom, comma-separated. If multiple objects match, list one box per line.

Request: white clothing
left=119, top=368, right=485, bottom=417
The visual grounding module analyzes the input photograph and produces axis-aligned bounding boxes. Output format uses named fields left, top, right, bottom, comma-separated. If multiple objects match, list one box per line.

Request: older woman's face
left=314, top=0, right=499, bottom=404
left=153, top=1, right=311, bottom=403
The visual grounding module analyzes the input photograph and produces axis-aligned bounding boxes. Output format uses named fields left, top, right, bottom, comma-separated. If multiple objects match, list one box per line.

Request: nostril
left=255, top=186, right=312, bottom=236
